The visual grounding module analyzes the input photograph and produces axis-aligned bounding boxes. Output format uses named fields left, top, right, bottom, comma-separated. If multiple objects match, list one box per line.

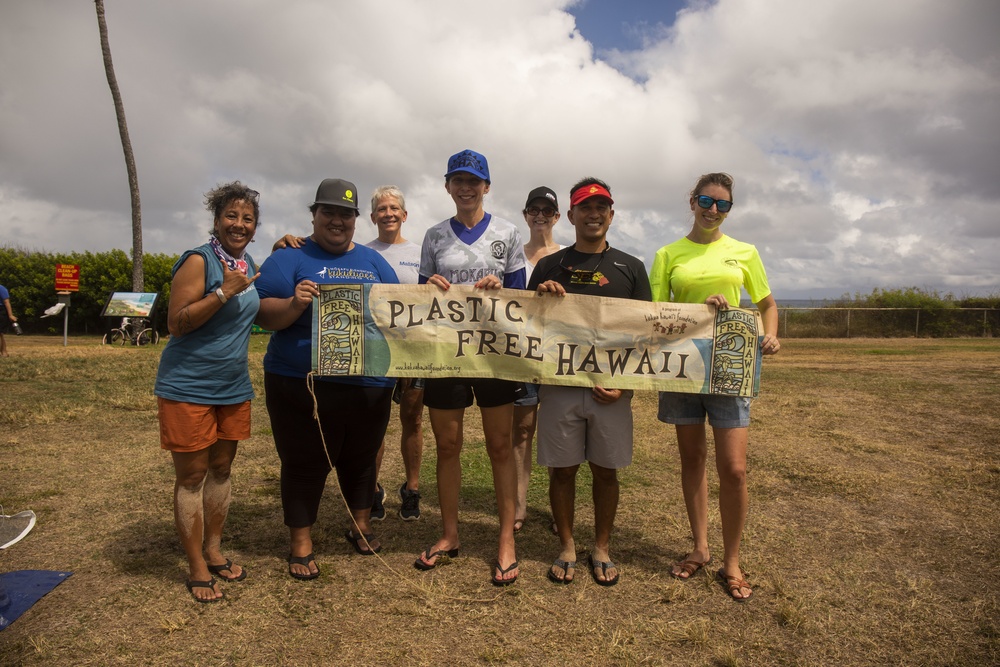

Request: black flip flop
left=207, top=558, right=247, bottom=582
left=186, top=578, right=223, bottom=603
left=287, top=553, right=320, bottom=580
left=588, top=554, right=619, bottom=587
left=413, top=546, right=459, bottom=571
left=345, top=529, right=381, bottom=555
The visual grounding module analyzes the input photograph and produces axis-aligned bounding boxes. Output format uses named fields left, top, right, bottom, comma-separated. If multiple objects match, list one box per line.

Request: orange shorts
left=158, top=397, right=252, bottom=452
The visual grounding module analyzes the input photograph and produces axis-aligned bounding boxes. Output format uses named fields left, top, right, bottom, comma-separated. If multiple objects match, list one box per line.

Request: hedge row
left=0, top=247, right=178, bottom=335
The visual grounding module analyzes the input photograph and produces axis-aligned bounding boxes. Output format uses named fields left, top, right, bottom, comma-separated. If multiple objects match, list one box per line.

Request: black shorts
left=0, top=311, right=9, bottom=334
left=422, top=378, right=519, bottom=410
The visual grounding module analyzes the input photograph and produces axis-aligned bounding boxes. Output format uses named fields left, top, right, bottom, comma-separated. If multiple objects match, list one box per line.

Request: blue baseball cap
left=445, top=149, right=490, bottom=183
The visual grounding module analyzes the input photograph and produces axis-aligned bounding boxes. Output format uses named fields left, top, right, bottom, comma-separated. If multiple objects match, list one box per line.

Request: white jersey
left=419, top=214, right=526, bottom=285
left=365, top=239, right=421, bottom=284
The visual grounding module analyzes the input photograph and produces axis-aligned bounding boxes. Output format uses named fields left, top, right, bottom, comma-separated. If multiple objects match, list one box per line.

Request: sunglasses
left=525, top=206, right=557, bottom=217
left=696, top=195, right=733, bottom=213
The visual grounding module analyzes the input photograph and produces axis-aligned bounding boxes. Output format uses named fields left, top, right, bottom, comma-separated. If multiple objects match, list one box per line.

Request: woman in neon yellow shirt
left=649, top=172, right=780, bottom=602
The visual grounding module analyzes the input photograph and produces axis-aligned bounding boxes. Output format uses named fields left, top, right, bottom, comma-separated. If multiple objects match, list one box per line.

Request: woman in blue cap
left=413, top=150, right=527, bottom=585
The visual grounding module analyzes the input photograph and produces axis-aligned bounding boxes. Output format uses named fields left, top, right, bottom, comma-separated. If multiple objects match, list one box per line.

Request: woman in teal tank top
left=154, top=182, right=261, bottom=603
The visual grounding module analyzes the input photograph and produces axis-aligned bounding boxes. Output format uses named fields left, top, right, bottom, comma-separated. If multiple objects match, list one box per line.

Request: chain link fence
left=776, top=308, right=1000, bottom=338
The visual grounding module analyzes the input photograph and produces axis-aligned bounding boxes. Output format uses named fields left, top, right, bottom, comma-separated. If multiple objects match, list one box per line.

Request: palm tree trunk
left=94, top=0, right=143, bottom=291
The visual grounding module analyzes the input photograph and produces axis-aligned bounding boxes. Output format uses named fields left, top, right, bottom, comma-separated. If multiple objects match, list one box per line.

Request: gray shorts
left=657, top=392, right=751, bottom=429
left=536, top=385, right=634, bottom=469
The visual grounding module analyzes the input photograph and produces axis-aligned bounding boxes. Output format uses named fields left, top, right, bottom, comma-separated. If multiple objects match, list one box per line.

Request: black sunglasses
left=525, top=206, right=557, bottom=217
left=696, top=195, right=733, bottom=213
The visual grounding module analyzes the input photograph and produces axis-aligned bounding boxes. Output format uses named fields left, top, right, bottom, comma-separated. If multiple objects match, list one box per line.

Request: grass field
left=1, top=336, right=998, bottom=666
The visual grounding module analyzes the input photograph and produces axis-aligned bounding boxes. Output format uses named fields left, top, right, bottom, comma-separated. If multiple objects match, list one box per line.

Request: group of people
left=153, top=149, right=780, bottom=604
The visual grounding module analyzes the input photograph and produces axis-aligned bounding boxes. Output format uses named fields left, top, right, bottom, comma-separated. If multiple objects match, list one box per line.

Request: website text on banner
left=311, top=284, right=763, bottom=397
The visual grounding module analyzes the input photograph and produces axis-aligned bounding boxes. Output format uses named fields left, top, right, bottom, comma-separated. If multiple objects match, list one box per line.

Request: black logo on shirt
left=491, top=241, right=506, bottom=260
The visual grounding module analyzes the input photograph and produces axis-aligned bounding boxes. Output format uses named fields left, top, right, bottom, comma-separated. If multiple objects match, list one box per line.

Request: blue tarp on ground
left=0, top=570, right=73, bottom=630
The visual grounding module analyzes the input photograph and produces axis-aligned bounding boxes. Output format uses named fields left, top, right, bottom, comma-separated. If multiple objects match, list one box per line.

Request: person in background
left=256, top=178, right=398, bottom=580
left=154, top=181, right=261, bottom=602
left=649, top=172, right=780, bottom=602
left=512, top=186, right=561, bottom=533
left=0, top=284, right=18, bottom=357
left=531, top=178, right=651, bottom=586
left=413, top=149, right=526, bottom=585
left=365, top=185, right=426, bottom=522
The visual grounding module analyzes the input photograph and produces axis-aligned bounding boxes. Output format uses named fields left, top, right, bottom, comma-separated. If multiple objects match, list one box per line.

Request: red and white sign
left=55, top=264, right=80, bottom=292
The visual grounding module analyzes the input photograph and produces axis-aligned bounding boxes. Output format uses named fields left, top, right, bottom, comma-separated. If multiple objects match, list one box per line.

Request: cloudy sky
left=1, top=0, right=997, bottom=300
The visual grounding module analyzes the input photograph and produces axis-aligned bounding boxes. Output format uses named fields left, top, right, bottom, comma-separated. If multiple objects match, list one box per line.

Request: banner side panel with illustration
left=312, top=284, right=762, bottom=396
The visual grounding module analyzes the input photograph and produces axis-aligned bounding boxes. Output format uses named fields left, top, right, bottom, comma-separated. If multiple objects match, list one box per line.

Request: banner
left=311, top=284, right=763, bottom=397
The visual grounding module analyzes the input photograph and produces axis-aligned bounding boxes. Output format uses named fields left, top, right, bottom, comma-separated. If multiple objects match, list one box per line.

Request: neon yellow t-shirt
left=649, top=235, right=771, bottom=306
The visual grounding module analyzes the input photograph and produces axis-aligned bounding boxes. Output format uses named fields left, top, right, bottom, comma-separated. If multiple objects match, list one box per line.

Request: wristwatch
left=215, top=287, right=228, bottom=304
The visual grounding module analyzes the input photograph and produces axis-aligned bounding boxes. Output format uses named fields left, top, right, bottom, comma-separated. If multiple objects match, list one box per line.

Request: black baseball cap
left=524, top=186, right=558, bottom=211
left=312, top=178, right=360, bottom=212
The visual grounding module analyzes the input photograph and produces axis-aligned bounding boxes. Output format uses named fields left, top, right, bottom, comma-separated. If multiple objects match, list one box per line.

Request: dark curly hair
left=205, top=181, right=260, bottom=236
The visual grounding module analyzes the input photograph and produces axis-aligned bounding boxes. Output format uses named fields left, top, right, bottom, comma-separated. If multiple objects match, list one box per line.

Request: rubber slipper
left=589, top=554, right=619, bottom=587
left=207, top=558, right=247, bottom=582
left=547, top=558, right=576, bottom=584
left=287, top=553, right=320, bottom=580
left=186, top=578, right=223, bottom=603
left=345, top=529, right=381, bottom=555
left=492, top=560, right=519, bottom=586
left=413, top=546, right=459, bottom=571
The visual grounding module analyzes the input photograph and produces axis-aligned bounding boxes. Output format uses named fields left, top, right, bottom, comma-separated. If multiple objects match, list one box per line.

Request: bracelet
left=215, top=287, right=228, bottom=304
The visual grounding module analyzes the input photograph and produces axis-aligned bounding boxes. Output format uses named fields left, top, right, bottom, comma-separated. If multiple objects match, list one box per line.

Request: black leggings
left=264, top=373, right=392, bottom=528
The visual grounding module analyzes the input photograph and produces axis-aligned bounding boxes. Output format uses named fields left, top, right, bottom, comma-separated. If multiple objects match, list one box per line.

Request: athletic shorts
left=657, top=392, right=751, bottom=429
left=536, top=385, right=634, bottom=469
left=513, top=382, right=539, bottom=407
left=422, top=378, right=519, bottom=410
left=158, top=397, right=251, bottom=452
left=392, top=377, right=426, bottom=404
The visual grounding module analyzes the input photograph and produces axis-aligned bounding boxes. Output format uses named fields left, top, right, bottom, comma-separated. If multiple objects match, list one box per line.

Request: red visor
left=570, top=184, right=614, bottom=207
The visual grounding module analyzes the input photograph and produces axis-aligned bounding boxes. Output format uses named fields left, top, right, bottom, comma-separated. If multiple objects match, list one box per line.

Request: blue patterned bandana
left=209, top=236, right=249, bottom=275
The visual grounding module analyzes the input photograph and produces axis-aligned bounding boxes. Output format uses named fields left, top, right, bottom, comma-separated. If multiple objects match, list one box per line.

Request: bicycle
left=102, top=317, right=160, bottom=346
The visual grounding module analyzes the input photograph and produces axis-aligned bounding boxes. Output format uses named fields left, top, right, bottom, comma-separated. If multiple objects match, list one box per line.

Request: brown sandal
left=670, top=557, right=711, bottom=580
left=717, top=568, right=753, bottom=602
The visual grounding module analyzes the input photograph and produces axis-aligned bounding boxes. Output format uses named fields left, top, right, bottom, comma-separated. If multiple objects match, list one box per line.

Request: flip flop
left=207, top=558, right=247, bottom=582
left=492, top=560, right=519, bottom=586
left=717, top=568, right=753, bottom=602
left=670, top=557, right=710, bottom=580
left=589, top=554, right=619, bottom=587
left=344, top=529, right=381, bottom=555
left=287, top=553, right=320, bottom=580
left=185, top=578, right=223, bottom=603
left=413, top=546, right=459, bottom=571
left=547, top=558, right=576, bottom=584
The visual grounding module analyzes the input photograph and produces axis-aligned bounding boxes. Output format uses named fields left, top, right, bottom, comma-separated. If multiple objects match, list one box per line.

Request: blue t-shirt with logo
left=256, top=239, right=398, bottom=385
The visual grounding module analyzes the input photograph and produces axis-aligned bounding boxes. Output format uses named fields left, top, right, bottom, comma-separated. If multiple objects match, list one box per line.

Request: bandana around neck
left=209, top=236, right=249, bottom=275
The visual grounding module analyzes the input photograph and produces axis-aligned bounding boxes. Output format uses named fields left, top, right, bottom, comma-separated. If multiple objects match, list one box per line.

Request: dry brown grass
left=1, top=336, right=998, bottom=666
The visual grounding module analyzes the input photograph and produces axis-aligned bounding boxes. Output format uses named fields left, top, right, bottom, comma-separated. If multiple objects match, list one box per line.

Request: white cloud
left=0, top=0, right=997, bottom=299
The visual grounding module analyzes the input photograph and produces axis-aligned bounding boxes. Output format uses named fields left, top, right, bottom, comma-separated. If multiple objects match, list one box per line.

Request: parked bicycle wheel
left=110, top=329, right=127, bottom=345
left=136, top=329, right=160, bottom=346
